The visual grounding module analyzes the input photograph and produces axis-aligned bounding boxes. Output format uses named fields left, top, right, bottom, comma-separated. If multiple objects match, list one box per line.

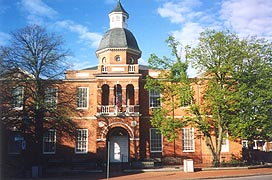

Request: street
left=217, top=175, right=272, bottom=180
left=3, top=167, right=272, bottom=180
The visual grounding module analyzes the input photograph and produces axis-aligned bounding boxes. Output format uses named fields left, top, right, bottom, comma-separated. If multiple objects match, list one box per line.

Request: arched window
left=126, top=84, right=134, bottom=105
left=102, top=57, right=106, bottom=64
left=114, top=84, right=122, bottom=111
left=129, top=57, right=134, bottom=64
left=102, top=84, right=109, bottom=105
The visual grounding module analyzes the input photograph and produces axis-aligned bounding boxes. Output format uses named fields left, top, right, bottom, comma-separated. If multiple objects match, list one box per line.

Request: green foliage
left=187, top=29, right=246, bottom=166
left=150, top=108, right=186, bottom=142
left=145, top=36, right=192, bottom=143
left=187, top=29, right=272, bottom=166
left=229, top=37, right=272, bottom=141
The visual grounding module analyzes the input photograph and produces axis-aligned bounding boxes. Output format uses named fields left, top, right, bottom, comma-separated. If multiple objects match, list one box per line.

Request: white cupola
left=108, top=0, right=129, bottom=29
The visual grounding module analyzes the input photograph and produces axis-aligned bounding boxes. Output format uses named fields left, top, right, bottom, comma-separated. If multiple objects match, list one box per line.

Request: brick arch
left=101, top=122, right=135, bottom=140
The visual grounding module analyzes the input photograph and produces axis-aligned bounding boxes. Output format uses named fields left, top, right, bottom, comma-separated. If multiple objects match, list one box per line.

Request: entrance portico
left=107, top=127, right=129, bottom=162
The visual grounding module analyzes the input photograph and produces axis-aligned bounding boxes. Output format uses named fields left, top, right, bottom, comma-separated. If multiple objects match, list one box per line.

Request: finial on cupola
left=109, top=0, right=129, bottom=29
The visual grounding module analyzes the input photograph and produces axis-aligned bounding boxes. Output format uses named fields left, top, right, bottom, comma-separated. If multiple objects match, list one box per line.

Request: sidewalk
left=4, top=166, right=272, bottom=180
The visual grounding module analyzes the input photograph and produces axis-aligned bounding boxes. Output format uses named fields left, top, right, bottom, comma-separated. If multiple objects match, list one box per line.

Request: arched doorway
left=107, top=127, right=129, bottom=162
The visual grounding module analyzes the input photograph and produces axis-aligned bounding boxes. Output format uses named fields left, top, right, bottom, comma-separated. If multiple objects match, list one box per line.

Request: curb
left=123, top=164, right=272, bottom=173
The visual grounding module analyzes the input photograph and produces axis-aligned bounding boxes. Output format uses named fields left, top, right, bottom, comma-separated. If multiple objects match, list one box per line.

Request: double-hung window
left=45, top=87, right=58, bottom=109
left=11, top=86, right=24, bottom=110
left=150, top=128, right=162, bottom=152
left=149, top=89, right=161, bottom=108
left=8, top=131, right=22, bottom=154
left=76, top=87, right=88, bottom=109
left=221, top=133, right=229, bottom=152
left=180, top=86, right=192, bottom=107
left=75, top=129, right=88, bottom=154
left=182, top=128, right=195, bottom=152
left=43, top=129, right=56, bottom=154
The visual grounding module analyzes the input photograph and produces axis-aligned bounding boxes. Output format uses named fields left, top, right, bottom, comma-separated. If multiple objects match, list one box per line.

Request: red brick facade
left=1, top=2, right=243, bottom=172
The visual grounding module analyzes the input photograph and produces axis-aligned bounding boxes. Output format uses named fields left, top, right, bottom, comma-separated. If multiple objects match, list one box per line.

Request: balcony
left=128, top=65, right=135, bottom=73
left=101, top=66, right=108, bottom=73
left=100, top=105, right=110, bottom=114
left=97, top=105, right=140, bottom=117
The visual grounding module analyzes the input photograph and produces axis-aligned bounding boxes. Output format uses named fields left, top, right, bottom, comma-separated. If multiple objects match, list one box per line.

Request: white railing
left=98, top=105, right=139, bottom=116
left=128, top=65, right=135, bottom=72
left=101, top=105, right=110, bottom=114
left=126, top=105, right=134, bottom=113
left=101, top=66, right=108, bottom=73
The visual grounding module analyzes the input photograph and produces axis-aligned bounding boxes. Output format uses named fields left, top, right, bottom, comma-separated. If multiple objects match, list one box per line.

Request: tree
left=145, top=36, right=192, bottom=157
left=0, top=24, right=76, bottom=172
left=187, top=29, right=272, bottom=166
left=229, top=37, right=272, bottom=149
left=187, top=30, right=242, bottom=166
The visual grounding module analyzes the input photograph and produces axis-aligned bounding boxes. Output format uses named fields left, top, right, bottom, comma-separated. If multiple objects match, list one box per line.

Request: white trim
left=96, top=76, right=140, bottom=80
left=149, top=88, right=161, bottom=108
left=100, top=122, right=136, bottom=140
left=11, top=86, right=24, bottom=110
left=75, top=129, right=88, bottom=154
left=150, top=128, right=163, bottom=153
left=43, top=129, right=56, bottom=154
left=221, top=133, right=230, bottom=152
left=76, top=87, right=89, bottom=109
left=182, top=128, right=195, bottom=152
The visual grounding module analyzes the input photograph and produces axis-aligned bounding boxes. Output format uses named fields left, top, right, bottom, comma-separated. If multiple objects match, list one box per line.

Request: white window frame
left=149, top=89, right=161, bottom=108
left=182, top=128, right=195, bottom=152
left=75, top=129, right=88, bottom=154
left=150, top=128, right=163, bottom=152
left=45, top=87, right=58, bottom=109
left=221, top=133, right=229, bottom=152
left=180, top=86, right=192, bottom=107
left=241, top=140, right=248, bottom=148
left=76, top=87, right=88, bottom=109
left=43, top=129, right=56, bottom=154
left=11, top=86, right=24, bottom=110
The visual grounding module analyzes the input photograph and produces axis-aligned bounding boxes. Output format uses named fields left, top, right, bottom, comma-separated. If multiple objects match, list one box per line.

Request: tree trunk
left=204, top=135, right=221, bottom=167
left=34, top=110, right=44, bottom=177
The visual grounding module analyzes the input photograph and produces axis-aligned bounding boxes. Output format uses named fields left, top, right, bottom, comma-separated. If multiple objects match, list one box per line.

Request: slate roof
left=110, top=0, right=129, bottom=17
left=96, top=28, right=141, bottom=53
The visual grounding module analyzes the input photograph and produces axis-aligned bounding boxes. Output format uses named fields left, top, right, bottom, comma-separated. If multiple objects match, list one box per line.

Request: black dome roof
left=96, top=28, right=141, bottom=53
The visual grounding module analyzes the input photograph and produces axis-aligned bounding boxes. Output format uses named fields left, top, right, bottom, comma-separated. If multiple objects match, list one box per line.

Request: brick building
left=1, top=1, right=245, bottom=174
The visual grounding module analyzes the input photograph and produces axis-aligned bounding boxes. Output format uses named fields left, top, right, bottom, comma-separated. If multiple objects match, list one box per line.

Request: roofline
left=96, top=47, right=142, bottom=57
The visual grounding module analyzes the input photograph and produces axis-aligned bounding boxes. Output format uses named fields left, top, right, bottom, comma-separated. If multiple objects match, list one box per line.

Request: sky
left=0, top=0, right=271, bottom=77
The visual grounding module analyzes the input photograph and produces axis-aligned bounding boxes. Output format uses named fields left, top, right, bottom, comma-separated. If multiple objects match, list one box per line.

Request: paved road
left=3, top=167, right=272, bottom=180
left=218, top=175, right=272, bottom=180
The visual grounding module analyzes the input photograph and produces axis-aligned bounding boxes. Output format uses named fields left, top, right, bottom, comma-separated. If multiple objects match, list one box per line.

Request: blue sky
left=1, top=0, right=271, bottom=77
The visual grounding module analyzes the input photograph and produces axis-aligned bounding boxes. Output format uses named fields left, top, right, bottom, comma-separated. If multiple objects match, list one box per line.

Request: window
left=115, top=55, right=121, bottom=62
left=182, top=128, right=195, bottom=152
left=76, top=87, right=88, bottom=109
left=101, top=65, right=108, bottom=73
left=129, top=57, right=134, bottom=64
left=221, top=134, right=229, bottom=152
left=102, top=57, right=106, bottom=64
left=150, top=128, right=162, bottom=152
left=45, top=87, right=58, bottom=109
left=180, top=86, right=192, bottom=107
left=181, top=98, right=191, bottom=107
left=242, top=140, right=248, bottom=148
left=11, top=86, right=24, bottom=109
left=149, top=89, right=161, bottom=108
left=43, top=129, right=56, bottom=154
left=8, top=131, right=22, bottom=154
left=75, top=129, right=88, bottom=154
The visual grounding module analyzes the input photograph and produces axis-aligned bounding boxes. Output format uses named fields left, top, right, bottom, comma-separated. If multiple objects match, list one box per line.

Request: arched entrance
left=107, top=127, right=129, bottom=162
